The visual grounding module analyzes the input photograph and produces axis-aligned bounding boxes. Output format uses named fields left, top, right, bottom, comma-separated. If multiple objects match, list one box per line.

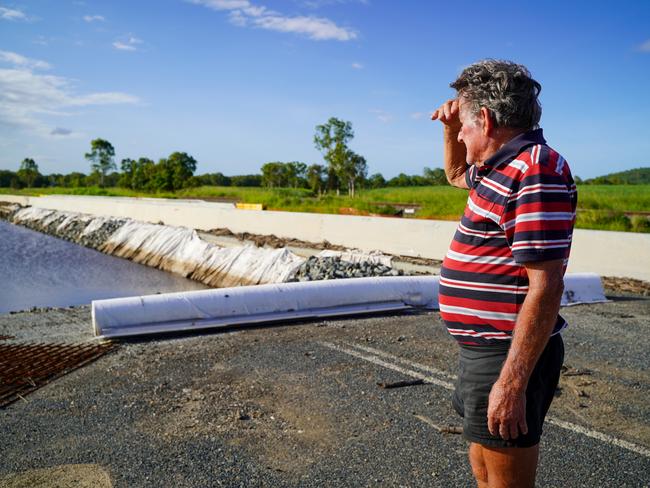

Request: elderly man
left=431, top=60, right=577, bottom=487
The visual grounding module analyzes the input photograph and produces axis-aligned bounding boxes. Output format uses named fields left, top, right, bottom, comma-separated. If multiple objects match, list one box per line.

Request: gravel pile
left=77, top=220, right=126, bottom=249
left=288, top=255, right=405, bottom=282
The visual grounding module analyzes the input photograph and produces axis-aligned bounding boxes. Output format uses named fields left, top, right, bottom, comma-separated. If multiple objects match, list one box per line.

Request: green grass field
left=2, top=184, right=649, bottom=233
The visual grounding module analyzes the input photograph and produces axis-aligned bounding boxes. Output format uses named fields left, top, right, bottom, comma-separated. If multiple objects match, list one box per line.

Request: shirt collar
left=479, top=128, right=546, bottom=171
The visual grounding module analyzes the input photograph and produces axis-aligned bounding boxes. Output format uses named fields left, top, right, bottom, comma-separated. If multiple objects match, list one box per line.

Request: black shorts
left=451, top=334, right=564, bottom=448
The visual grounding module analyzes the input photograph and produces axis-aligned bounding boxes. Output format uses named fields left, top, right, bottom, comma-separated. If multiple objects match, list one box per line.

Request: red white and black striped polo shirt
left=439, top=129, right=577, bottom=345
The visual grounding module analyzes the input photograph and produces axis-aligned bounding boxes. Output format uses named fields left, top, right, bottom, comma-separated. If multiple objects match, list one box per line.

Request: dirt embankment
left=206, top=227, right=444, bottom=267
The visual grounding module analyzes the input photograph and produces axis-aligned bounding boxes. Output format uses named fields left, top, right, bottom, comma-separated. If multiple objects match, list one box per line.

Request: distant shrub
left=576, top=209, right=631, bottom=232
left=630, top=215, right=650, bottom=233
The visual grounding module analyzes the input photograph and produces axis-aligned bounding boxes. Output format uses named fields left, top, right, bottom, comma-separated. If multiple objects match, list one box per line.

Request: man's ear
left=479, top=107, right=493, bottom=136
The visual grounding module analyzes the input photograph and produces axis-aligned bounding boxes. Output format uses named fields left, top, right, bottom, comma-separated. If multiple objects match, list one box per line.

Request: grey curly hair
left=451, top=59, right=542, bottom=130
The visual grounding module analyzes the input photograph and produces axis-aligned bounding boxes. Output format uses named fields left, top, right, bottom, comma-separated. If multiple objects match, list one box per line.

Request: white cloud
left=189, top=0, right=357, bottom=41
left=113, top=41, right=136, bottom=51
left=370, top=109, right=392, bottom=123
left=228, top=10, right=248, bottom=26
left=0, top=50, right=51, bottom=70
left=242, top=5, right=267, bottom=16
left=638, top=39, right=650, bottom=52
left=0, top=53, right=139, bottom=137
left=252, top=14, right=356, bottom=41
left=70, top=92, right=139, bottom=105
left=410, top=112, right=424, bottom=120
left=112, top=37, right=142, bottom=51
left=351, top=62, right=363, bottom=69
left=83, top=14, right=105, bottom=22
left=188, top=0, right=251, bottom=10
left=0, top=6, right=26, bottom=21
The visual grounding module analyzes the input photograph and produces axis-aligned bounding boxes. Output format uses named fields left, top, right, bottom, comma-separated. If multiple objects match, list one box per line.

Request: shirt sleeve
left=464, top=164, right=476, bottom=188
left=500, top=161, right=576, bottom=264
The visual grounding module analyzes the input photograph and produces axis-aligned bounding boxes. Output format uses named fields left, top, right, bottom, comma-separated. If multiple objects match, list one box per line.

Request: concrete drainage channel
left=0, top=203, right=426, bottom=289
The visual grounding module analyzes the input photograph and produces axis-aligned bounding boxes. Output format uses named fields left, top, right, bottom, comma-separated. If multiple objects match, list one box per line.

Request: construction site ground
left=1, top=289, right=649, bottom=487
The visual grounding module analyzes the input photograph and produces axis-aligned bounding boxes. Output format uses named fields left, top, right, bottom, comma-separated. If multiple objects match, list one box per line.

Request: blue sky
left=1, top=0, right=649, bottom=179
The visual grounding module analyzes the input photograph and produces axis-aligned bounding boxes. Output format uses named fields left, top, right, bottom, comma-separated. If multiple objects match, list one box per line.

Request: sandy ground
left=1, top=290, right=648, bottom=487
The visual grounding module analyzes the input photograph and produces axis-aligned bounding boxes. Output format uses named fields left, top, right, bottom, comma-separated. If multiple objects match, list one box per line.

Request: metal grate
left=0, top=340, right=116, bottom=407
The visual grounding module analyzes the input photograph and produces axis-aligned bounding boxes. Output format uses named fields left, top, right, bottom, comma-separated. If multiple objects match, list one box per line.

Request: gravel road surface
left=1, top=296, right=649, bottom=487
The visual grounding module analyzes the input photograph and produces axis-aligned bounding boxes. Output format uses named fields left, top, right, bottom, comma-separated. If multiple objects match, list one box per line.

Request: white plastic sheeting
left=92, top=273, right=607, bottom=338
left=10, top=206, right=306, bottom=288
left=12, top=206, right=64, bottom=226
left=562, top=273, right=608, bottom=306
left=12, top=206, right=117, bottom=236
left=93, top=276, right=441, bottom=338
left=102, top=221, right=304, bottom=286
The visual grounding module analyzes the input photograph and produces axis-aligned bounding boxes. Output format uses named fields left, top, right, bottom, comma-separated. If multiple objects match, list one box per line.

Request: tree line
left=2, top=117, right=450, bottom=194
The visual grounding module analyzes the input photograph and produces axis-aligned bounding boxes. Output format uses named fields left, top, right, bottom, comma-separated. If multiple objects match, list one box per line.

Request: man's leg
left=468, top=442, right=488, bottom=488
left=469, top=442, right=539, bottom=488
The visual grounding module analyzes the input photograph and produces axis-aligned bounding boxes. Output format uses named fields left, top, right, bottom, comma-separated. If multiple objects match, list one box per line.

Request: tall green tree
left=230, top=174, right=262, bottom=187
left=64, top=172, right=87, bottom=188
left=119, top=158, right=135, bottom=189
left=367, top=172, right=386, bottom=189
left=132, top=158, right=155, bottom=190
left=306, top=164, right=326, bottom=195
left=147, top=152, right=197, bottom=191
left=286, top=161, right=307, bottom=188
left=84, top=138, right=116, bottom=187
left=17, top=158, right=40, bottom=188
left=423, top=167, right=448, bottom=185
left=339, top=150, right=367, bottom=197
left=0, top=170, right=17, bottom=188
left=167, top=152, right=197, bottom=190
left=261, top=162, right=289, bottom=188
left=314, top=117, right=354, bottom=194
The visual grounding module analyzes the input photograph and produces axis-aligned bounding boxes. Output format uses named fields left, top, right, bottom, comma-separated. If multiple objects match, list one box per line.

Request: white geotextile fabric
left=79, top=216, right=110, bottom=235
left=104, top=222, right=305, bottom=284
left=12, top=206, right=55, bottom=223
left=562, top=273, right=608, bottom=305
left=12, top=206, right=306, bottom=286
left=93, top=273, right=607, bottom=338
left=317, top=249, right=393, bottom=266
left=93, top=275, right=440, bottom=337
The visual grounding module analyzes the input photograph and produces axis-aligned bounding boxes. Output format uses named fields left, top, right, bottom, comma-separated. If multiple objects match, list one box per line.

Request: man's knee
left=469, top=443, right=489, bottom=485
left=480, top=444, right=539, bottom=488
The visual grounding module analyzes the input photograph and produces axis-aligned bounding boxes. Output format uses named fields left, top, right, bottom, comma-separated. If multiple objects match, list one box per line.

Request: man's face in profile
left=457, top=98, right=488, bottom=166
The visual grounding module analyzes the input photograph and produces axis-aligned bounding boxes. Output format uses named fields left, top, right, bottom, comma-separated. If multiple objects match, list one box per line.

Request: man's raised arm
left=431, top=99, right=469, bottom=189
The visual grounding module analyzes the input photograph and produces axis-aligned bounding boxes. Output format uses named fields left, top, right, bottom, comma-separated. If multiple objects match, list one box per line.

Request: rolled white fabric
left=92, top=273, right=606, bottom=339
left=92, top=276, right=441, bottom=338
